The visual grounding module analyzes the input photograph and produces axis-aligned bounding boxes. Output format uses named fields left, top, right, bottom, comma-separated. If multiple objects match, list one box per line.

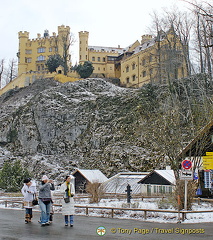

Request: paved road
left=0, top=208, right=212, bottom=240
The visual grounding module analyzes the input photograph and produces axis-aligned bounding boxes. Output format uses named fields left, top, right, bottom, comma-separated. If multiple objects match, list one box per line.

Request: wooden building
left=72, top=169, right=108, bottom=193
left=138, top=169, right=176, bottom=196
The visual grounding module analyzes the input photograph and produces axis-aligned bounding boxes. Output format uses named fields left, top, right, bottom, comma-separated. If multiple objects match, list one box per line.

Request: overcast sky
left=0, top=0, right=203, bottom=64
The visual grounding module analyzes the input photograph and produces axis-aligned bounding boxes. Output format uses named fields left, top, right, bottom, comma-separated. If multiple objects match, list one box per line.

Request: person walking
left=38, top=175, right=55, bottom=227
left=21, top=178, right=37, bottom=223
left=60, top=175, right=75, bottom=227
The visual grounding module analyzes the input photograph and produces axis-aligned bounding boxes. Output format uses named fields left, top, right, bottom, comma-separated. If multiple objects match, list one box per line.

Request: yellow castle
left=17, top=25, right=71, bottom=75
left=0, top=25, right=76, bottom=96
left=0, top=25, right=188, bottom=96
left=79, top=27, right=188, bottom=87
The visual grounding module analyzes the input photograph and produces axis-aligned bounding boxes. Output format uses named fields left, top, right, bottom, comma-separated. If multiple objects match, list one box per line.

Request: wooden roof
left=177, top=120, right=213, bottom=160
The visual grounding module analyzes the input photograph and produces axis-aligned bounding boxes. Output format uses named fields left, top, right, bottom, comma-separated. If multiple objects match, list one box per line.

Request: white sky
left=0, top=0, right=204, bottom=65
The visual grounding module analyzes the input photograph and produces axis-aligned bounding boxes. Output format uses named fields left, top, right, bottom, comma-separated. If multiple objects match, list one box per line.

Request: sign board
left=202, top=156, right=213, bottom=170
left=204, top=170, right=211, bottom=188
left=180, top=170, right=193, bottom=180
left=182, top=160, right=192, bottom=170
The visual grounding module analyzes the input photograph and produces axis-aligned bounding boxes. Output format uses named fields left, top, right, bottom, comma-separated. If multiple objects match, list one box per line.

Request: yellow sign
left=206, top=152, right=213, bottom=156
left=202, top=153, right=213, bottom=169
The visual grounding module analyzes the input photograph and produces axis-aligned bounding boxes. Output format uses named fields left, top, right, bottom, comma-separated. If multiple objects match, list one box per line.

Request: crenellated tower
left=79, top=31, right=89, bottom=64
left=18, top=31, right=29, bottom=75
left=58, top=25, right=71, bottom=58
left=141, top=34, right=153, bottom=44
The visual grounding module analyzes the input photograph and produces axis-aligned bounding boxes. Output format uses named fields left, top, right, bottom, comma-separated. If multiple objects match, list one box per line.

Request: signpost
left=180, top=170, right=193, bottom=180
left=180, top=160, right=193, bottom=210
left=182, top=160, right=192, bottom=170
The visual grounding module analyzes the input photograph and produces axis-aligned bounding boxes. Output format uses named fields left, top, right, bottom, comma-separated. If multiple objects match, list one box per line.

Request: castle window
left=86, top=55, right=88, bottom=60
left=103, top=57, right=105, bottom=62
left=92, top=57, right=95, bottom=61
left=37, top=55, right=45, bottom=61
left=126, top=66, right=129, bottom=73
left=55, top=47, right=58, bottom=52
left=37, top=66, right=40, bottom=71
left=38, top=47, right=45, bottom=53
left=49, top=47, right=52, bottom=52
left=143, top=71, right=147, bottom=77
left=142, top=59, right=146, bottom=66
left=132, top=75, right=136, bottom=81
left=98, top=67, right=100, bottom=71
left=26, top=58, right=32, bottom=63
left=132, top=63, right=136, bottom=70
left=126, top=77, right=130, bottom=83
left=25, top=50, right=32, bottom=54
left=98, top=57, right=100, bottom=62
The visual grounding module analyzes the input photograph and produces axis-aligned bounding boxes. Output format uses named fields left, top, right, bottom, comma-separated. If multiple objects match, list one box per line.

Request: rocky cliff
left=1, top=76, right=211, bottom=180
left=0, top=78, right=159, bottom=179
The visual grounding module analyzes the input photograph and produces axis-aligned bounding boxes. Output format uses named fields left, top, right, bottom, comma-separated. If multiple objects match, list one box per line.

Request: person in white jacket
left=21, top=178, right=37, bottom=223
left=60, top=175, right=75, bottom=227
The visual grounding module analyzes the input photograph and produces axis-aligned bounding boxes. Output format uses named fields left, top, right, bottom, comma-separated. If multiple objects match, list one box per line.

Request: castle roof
left=88, top=46, right=124, bottom=54
left=133, top=38, right=156, bottom=54
left=129, top=30, right=168, bottom=55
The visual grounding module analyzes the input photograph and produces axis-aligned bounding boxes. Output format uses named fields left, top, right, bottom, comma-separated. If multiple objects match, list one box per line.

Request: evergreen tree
left=75, top=61, right=94, bottom=78
left=0, top=160, right=31, bottom=192
left=46, top=54, right=63, bottom=73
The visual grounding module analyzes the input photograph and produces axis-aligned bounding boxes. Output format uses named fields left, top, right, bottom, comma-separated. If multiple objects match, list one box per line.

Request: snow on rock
left=0, top=78, right=166, bottom=179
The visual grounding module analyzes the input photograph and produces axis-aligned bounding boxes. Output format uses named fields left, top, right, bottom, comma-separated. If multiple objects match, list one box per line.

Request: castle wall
left=88, top=50, right=120, bottom=78
left=0, top=70, right=79, bottom=96
left=0, top=71, right=54, bottom=95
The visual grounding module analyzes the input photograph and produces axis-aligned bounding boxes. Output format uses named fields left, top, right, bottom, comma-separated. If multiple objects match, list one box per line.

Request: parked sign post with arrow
left=180, top=160, right=193, bottom=210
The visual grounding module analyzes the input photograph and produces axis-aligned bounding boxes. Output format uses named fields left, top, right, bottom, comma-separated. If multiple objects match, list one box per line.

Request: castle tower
left=79, top=31, right=89, bottom=64
left=141, top=34, right=152, bottom=44
left=18, top=31, right=29, bottom=75
left=58, top=25, right=71, bottom=57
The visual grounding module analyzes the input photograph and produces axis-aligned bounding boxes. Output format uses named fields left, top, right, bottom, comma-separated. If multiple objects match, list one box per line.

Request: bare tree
left=163, top=9, right=193, bottom=75
left=0, top=59, right=5, bottom=88
left=86, top=181, right=105, bottom=203
left=149, top=9, right=191, bottom=84
left=59, top=32, right=75, bottom=76
left=183, top=1, right=213, bottom=77
left=149, top=11, right=163, bottom=83
left=5, top=59, right=17, bottom=84
left=142, top=74, right=213, bottom=178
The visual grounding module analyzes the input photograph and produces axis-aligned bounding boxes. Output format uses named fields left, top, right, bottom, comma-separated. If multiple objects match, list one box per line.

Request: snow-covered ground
left=1, top=195, right=212, bottom=223
left=73, top=197, right=213, bottom=223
